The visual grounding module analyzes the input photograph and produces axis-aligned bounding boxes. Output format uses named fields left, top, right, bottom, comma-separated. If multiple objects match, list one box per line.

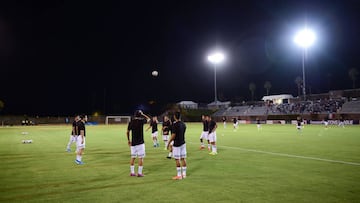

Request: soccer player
left=75, top=115, right=87, bottom=165
left=199, top=115, right=210, bottom=151
left=167, top=112, right=187, bottom=180
left=208, top=116, right=218, bottom=155
left=162, top=115, right=172, bottom=150
left=324, top=117, right=329, bottom=129
left=127, top=110, right=150, bottom=177
left=296, top=116, right=303, bottom=132
left=146, top=116, right=159, bottom=147
left=233, top=117, right=239, bottom=130
left=222, top=116, right=226, bottom=128
left=66, top=115, right=79, bottom=152
left=338, top=116, right=345, bottom=128
left=256, top=118, right=261, bottom=131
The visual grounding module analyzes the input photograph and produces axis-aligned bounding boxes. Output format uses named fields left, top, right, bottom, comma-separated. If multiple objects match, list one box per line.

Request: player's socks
left=176, top=167, right=181, bottom=177
left=208, top=144, right=211, bottom=151
left=130, top=165, right=135, bottom=174
left=168, top=152, right=172, bottom=157
left=138, top=166, right=143, bottom=175
left=212, top=145, right=217, bottom=153
left=76, top=155, right=81, bottom=161
left=181, top=167, right=187, bottom=178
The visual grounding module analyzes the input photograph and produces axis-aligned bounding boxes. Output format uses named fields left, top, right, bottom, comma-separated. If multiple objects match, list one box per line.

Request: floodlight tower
left=208, top=52, right=225, bottom=103
left=294, top=27, right=316, bottom=100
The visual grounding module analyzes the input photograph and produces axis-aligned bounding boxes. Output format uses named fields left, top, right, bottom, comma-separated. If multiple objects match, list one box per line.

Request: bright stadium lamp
left=294, top=28, right=316, bottom=48
left=208, top=52, right=225, bottom=102
left=294, top=28, right=316, bottom=100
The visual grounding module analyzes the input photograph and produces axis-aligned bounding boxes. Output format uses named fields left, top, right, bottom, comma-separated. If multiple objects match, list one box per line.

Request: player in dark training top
left=66, top=115, right=79, bottom=152
left=208, top=116, right=218, bottom=155
left=162, top=115, right=172, bottom=151
left=167, top=112, right=187, bottom=180
left=127, top=110, right=150, bottom=177
left=75, top=115, right=87, bottom=165
left=147, top=116, right=159, bottom=147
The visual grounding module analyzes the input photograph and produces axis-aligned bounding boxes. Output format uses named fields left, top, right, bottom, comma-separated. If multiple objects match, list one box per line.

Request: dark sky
left=0, top=0, right=359, bottom=115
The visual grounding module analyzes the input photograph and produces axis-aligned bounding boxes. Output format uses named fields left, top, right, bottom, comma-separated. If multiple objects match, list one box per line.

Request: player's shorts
left=296, top=125, right=302, bottom=129
left=199, top=131, right=208, bottom=140
left=69, top=135, right=77, bottom=143
left=162, top=134, right=169, bottom=141
left=76, top=136, right=86, bottom=150
left=257, top=124, right=261, bottom=128
left=324, top=121, right=328, bottom=126
left=172, top=143, right=186, bottom=159
left=131, top=143, right=145, bottom=158
left=208, top=132, right=217, bottom=142
left=152, top=131, right=158, bottom=138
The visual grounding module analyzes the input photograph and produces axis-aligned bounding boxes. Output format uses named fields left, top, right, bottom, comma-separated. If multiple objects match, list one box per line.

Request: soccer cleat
left=137, top=174, right=144, bottom=177
left=156, top=143, right=160, bottom=147
left=166, top=156, right=172, bottom=159
left=153, top=144, right=157, bottom=147
left=172, top=176, right=183, bottom=180
left=200, top=146, right=205, bottom=150
left=182, top=174, right=186, bottom=179
left=209, top=151, right=218, bottom=155
left=130, top=173, right=136, bottom=177
left=75, top=160, right=84, bottom=165
left=66, top=148, right=71, bottom=152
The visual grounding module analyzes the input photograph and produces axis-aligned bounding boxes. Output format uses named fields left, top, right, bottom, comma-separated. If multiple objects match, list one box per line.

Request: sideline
left=189, top=142, right=360, bottom=166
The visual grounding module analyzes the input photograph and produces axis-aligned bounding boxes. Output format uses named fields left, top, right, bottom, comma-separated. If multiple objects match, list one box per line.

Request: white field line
left=188, top=142, right=360, bottom=166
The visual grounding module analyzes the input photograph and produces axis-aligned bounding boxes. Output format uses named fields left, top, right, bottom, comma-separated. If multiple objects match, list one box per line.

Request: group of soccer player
left=199, top=115, right=218, bottom=155
left=65, top=114, right=87, bottom=165
left=127, top=110, right=187, bottom=180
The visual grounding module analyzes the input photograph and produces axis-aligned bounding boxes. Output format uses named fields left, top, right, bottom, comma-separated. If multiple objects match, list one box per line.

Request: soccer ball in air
left=152, top=71, right=158, bottom=77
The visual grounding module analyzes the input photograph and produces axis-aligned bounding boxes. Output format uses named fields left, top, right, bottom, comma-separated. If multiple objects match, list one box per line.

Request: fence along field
left=0, top=123, right=359, bottom=203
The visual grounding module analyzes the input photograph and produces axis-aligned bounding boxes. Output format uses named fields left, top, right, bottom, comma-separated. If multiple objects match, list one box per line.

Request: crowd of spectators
left=267, top=99, right=345, bottom=114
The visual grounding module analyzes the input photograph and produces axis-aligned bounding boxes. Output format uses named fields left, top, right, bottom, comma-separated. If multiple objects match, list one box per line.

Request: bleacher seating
left=340, top=100, right=360, bottom=113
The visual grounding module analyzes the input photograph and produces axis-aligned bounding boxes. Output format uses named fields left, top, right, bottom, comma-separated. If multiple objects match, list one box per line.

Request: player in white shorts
left=338, top=117, right=345, bottom=128
left=66, top=115, right=79, bottom=152
left=127, top=110, right=150, bottom=177
left=233, top=117, right=239, bottom=130
left=162, top=116, right=172, bottom=150
left=199, top=115, right=210, bottom=150
left=296, top=116, right=303, bottom=132
left=168, top=112, right=187, bottom=180
left=147, top=116, right=159, bottom=147
left=208, top=116, right=217, bottom=155
left=324, top=117, right=329, bottom=129
left=75, top=115, right=87, bottom=165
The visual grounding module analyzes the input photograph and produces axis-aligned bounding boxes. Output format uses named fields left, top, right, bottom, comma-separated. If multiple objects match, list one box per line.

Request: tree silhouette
left=249, top=82, right=256, bottom=101
left=348, top=68, right=359, bottom=89
left=295, top=76, right=302, bottom=97
left=0, top=100, right=4, bottom=112
left=264, top=81, right=272, bottom=96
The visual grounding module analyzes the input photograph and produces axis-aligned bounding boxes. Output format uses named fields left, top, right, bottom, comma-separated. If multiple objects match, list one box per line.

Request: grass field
left=0, top=123, right=359, bottom=203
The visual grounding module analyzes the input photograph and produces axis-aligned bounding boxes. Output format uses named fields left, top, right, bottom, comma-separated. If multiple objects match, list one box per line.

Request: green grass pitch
left=0, top=123, right=359, bottom=203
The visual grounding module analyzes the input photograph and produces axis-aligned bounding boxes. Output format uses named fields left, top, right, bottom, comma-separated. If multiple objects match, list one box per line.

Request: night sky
left=0, top=0, right=359, bottom=115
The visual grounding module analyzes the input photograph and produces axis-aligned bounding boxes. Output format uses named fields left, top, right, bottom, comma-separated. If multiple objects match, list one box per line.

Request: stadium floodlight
left=294, top=28, right=316, bottom=100
left=208, top=52, right=225, bottom=103
left=294, top=28, right=316, bottom=48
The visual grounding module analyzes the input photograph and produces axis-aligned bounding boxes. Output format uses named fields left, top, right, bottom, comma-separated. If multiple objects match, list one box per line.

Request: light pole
left=294, top=28, right=315, bottom=100
left=208, top=52, right=225, bottom=102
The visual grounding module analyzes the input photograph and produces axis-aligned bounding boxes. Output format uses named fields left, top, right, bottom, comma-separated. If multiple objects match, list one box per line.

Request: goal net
left=105, top=116, right=131, bottom=125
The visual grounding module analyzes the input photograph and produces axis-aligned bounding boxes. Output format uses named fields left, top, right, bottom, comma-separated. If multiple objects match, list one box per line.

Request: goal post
left=105, top=116, right=131, bottom=125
